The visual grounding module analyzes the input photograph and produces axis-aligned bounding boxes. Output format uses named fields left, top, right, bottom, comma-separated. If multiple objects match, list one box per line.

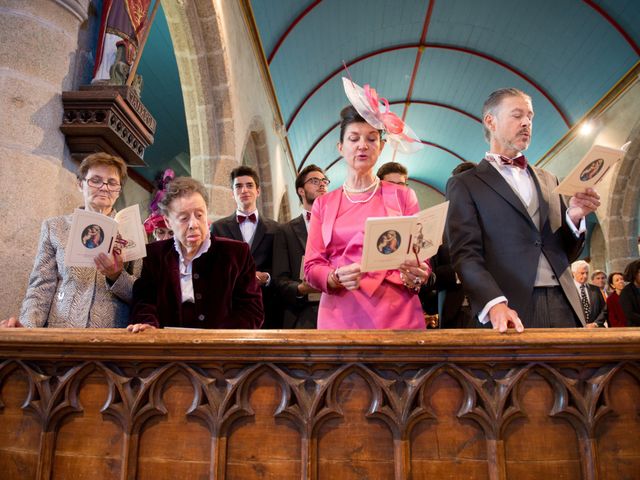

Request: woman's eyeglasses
left=85, top=177, right=122, bottom=192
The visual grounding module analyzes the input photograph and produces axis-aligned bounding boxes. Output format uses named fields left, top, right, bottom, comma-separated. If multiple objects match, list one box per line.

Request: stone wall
left=0, top=0, right=91, bottom=318
left=162, top=0, right=294, bottom=221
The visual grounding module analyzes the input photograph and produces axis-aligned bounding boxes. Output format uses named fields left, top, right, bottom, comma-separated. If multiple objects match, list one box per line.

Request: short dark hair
left=339, top=105, right=383, bottom=143
left=230, top=166, right=260, bottom=188
left=607, top=271, right=624, bottom=289
left=159, top=177, right=208, bottom=215
left=376, top=162, right=408, bottom=181
left=295, top=164, right=325, bottom=203
left=623, top=259, right=640, bottom=283
left=451, top=161, right=476, bottom=176
left=481, top=88, right=531, bottom=143
left=77, top=152, right=128, bottom=184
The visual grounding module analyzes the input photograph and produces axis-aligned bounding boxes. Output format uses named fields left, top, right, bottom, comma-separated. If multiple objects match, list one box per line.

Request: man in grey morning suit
left=445, top=88, right=601, bottom=332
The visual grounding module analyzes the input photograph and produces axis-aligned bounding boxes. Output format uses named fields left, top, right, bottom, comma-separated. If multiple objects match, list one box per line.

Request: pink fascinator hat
left=342, top=77, right=424, bottom=154
left=143, top=212, right=167, bottom=235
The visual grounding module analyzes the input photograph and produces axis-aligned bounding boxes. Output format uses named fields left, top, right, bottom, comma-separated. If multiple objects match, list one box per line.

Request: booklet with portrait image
left=64, top=205, right=147, bottom=267
left=553, top=144, right=627, bottom=196
left=360, top=201, right=449, bottom=273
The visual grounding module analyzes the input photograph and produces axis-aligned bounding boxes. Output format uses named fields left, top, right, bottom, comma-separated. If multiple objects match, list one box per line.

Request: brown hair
left=295, top=164, right=325, bottom=203
left=339, top=105, right=383, bottom=143
left=158, top=177, right=208, bottom=215
left=77, top=152, right=128, bottom=184
left=376, top=162, right=408, bottom=181
left=481, top=88, right=531, bottom=143
left=230, top=165, right=260, bottom=188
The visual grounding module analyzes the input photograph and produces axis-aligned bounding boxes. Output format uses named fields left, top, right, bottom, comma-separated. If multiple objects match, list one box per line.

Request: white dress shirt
left=236, top=209, right=259, bottom=245
left=174, top=234, right=212, bottom=303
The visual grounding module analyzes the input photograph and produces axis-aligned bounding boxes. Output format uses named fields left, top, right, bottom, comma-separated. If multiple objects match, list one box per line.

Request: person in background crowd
left=377, top=160, right=439, bottom=327
left=1, top=153, right=140, bottom=328
left=211, top=166, right=281, bottom=328
left=433, top=162, right=477, bottom=328
left=273, top=165, right=329, bottom=328
left=128, top=177, right=263, bottom=332
left=571, top=260, right=606, bottom=327
left=376, top=162, right=408, bottom=186
left=144, top=212, right=174, bottom=241
left=590, top=269, right=608, bottom=300
left=620, top=259, right=640, bottom=326
left=446, top=88, right=600, bottom=332
left=304, top=105, right=431, bottom=329
left=606, top=271, right=627, bottom=327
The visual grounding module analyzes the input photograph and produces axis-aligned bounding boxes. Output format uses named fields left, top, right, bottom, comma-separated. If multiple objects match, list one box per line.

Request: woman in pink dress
left=304, top=105, right=432, bottom=329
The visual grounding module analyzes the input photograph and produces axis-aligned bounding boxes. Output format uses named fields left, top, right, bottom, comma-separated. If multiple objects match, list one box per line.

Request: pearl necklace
left=342, top=178, right=380, bottom=204
left=343, top=178, right=378, bottom=193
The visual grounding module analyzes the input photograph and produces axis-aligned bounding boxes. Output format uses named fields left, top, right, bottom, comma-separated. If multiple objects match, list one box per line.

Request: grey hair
left=158, top=177, right=209, bottom=215
left=571, top=260, right=590, bottom=273
left=481, top=88, right=531, bottom=143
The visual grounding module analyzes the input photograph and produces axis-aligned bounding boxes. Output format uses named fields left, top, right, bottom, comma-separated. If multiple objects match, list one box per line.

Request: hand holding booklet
left=64, top=205, right=147, bottom=267
left=360, top=201, right=449, bottom=273
left=553, top=143, right=628, bottom=196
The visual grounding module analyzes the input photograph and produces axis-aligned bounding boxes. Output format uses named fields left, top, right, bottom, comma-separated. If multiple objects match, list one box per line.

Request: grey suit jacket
left=19, top=214, right=141, bottom=328
left=446, top=159, right=586, bottom=327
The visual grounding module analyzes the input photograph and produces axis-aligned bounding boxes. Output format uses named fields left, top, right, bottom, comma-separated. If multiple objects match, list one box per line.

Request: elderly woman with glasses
left=1, top=153, right=140, bottom=328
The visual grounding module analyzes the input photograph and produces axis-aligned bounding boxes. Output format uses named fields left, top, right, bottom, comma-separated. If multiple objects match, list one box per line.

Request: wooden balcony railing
left=1, top=328, right=639, bottom=480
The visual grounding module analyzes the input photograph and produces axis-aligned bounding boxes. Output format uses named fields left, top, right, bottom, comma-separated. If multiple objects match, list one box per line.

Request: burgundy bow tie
left=499, top=155, right=527, bottom=169
left=237, top=213, right=256, bottom=224
left=305, top=211, right=311, bottom=221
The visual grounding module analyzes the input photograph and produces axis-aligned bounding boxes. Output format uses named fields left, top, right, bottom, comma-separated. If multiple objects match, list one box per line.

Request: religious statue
left=91, top=0, right=152, bottom=95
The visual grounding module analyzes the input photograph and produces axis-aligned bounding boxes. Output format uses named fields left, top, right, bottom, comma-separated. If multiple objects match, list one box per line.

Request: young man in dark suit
left=272, top=165, right=328, bottom=328
left=446, top=88, right=601, bottom=332
left=211, top=166, right=282, bottom=328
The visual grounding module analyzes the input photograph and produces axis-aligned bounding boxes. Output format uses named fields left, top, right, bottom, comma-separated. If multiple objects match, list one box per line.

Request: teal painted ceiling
left=134, top=5, right=190, bottom=184
left=250, top=0, right=640, bottom=194
left=131, top=0, right=639, bottom=194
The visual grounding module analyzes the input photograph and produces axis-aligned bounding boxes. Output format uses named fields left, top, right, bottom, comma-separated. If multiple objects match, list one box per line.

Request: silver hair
left=571, top=260, right=590, bottom=273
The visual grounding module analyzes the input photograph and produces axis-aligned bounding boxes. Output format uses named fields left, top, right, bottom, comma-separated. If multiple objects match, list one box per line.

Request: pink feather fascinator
left=342, top=77, right=424, bottom=154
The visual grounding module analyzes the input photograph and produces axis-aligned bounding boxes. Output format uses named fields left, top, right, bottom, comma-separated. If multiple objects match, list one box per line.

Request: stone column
left=0, top=0, right=90, bottom=317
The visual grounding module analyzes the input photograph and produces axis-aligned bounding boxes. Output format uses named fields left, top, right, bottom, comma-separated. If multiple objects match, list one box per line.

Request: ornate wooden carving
left=60, top=85, right=156, bottom=166
left=0, top=329, right=639, bottom=479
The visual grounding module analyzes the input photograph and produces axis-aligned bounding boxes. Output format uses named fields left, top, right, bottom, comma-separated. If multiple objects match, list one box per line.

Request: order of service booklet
left=553, top=144, right=627, bottom=196
left=360, top=201, right=449, bottom=273
left=64, top=205, right=147, bottom=267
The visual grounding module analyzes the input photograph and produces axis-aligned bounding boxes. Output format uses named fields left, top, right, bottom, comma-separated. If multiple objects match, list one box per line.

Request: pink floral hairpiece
left=342, top=77, right=424, bottom=154
left=149, top=168, right=175, bottom=214
left=143, top=212, right=167, bottom=234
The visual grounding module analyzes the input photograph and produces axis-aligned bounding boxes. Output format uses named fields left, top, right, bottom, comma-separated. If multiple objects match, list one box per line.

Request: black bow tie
left=237, top=213, right=256, bottom=224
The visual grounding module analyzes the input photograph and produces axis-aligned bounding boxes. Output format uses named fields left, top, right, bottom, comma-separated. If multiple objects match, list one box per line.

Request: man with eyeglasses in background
left=273, top=165, right=329, bottom=328
left=212, top=166, right=281, bottom=328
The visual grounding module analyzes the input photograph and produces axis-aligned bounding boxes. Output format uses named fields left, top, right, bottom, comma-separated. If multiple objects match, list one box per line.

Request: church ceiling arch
left=249, top=0, right=640, bottom=192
